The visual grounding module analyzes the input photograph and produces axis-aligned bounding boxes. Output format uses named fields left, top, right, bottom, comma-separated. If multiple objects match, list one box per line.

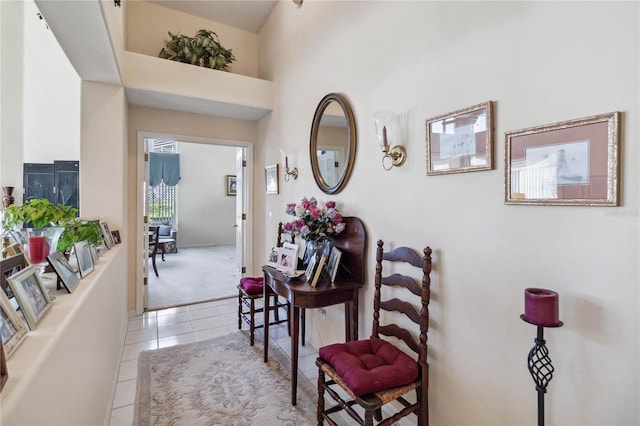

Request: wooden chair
left=316, top=240, right=433, bottom=426
left=238, top=222, right=305, bottom=346
left=148, top=226, right=159, bottom=277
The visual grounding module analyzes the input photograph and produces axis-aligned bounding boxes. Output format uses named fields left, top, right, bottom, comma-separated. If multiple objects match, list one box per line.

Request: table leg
left=263, top=283, right=270, bottom=363
left=291, top=305, right=299, bottom=405
left=344, top=291, right=359, bottom=341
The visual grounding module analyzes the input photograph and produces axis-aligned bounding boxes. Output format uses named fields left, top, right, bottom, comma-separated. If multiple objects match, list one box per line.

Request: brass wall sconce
left=373, top=111, right=408, bottom=170
left=280, top=149, right=298, bottom=182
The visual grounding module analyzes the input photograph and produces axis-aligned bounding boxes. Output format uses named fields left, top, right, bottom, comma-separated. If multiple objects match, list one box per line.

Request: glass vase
left=303, top=239, right=332, bottom=267
left=9, top=227, right=64, bottom=273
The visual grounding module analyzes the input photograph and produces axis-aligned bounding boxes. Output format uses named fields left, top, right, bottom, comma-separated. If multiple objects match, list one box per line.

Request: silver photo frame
left=7, top=266, right=53, bottom=330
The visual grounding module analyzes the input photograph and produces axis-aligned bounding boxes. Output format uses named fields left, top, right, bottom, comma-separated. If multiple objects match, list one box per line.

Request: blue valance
left=149, top=152, right=181, bottom=187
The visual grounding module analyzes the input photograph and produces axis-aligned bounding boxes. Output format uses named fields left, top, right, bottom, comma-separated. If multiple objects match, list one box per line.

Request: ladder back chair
left=238, top=222, right=305, bottom=346
left=148, top=226, right=160, bottom=277
left=316, top=239, right=433, bottom=426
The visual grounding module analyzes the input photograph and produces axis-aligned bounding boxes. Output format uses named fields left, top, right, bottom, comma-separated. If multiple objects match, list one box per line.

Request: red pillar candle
left=27, top=235, right=47, bottom=264
left=524, top=288, right=559, bottom=326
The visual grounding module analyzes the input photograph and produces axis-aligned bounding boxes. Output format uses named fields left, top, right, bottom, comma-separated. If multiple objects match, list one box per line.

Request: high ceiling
left=147, top=0, right=279, bottom=33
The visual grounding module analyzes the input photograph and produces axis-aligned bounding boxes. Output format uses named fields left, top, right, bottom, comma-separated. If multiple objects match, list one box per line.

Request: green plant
left=2, top=198, right=77, bottom=230
left=159, top=29, right=236, bottom=71
left=57, top=218, right=103, bottom=254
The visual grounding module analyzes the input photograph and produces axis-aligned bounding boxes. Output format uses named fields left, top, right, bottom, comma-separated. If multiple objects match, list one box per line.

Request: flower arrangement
left=283, top=197, right=345, bottom=242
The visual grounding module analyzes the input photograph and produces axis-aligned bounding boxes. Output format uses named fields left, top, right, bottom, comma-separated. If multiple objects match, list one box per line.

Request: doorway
left=135, top=132, right=253, bottom=315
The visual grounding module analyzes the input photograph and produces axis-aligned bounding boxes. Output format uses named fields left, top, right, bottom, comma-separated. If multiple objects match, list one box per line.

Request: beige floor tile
left=158, top=333, right=196, bottom=348
left=195, top=326, right=233, bottom=341
left=117, top=358, right=139, bottom=382
left=158, top=321, right=194, bottom=338
left=121, top=340, right=158, bottom=361
left=109, top=404, right=134, bottom=426
left=187, top=306, right=220, bottom=320
left=112, top=379, right=137, bottom=409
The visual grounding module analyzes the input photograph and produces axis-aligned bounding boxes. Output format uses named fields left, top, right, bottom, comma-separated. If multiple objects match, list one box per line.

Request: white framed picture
left=7, top=265, right=53, bottom=330
left=73, top=241, right=95, bottom=278
left=0, top=289, right=28, bottom=358
left=276, top=242, right=298, bottom=273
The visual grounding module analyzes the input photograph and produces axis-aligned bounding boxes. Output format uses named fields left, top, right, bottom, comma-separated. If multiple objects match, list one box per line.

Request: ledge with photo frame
left=1, top=243, right=128, bottom=425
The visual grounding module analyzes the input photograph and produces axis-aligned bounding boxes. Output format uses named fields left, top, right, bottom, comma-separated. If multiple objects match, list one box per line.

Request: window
left=148, top=140, right=177, bottom=224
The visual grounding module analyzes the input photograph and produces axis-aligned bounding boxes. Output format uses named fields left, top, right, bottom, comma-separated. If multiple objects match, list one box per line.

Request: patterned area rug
left=134, top=332, right=316, bottom=425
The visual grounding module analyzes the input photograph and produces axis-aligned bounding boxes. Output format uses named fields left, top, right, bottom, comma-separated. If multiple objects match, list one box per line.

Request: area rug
left=134, top=332, right=316, bottom=425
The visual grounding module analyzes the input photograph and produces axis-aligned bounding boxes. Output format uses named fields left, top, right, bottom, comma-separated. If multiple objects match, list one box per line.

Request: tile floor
left=107, top=297, right=321, bottom=426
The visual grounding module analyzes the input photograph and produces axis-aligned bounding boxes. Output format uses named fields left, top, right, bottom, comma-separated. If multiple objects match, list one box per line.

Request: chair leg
left=317, top=368, right=326, bottom=425
left=273, top=295, right=280, bottom=322
left=151, top=254, right=158, bottom=277
left=249, top=298, right=256, bottom=346
left=237, top=291, right=242, bottom=330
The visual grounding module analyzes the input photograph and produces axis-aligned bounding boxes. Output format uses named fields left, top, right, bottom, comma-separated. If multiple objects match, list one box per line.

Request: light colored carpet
left=134, top=331, right=316, bottom=425
left=148, top=245, right=239, bottom=310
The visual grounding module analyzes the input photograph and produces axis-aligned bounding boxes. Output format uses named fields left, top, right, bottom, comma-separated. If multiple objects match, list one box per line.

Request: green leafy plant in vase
left=2, top=199, right=76, bottom=266
left=159, top=29, right=236, bottom=71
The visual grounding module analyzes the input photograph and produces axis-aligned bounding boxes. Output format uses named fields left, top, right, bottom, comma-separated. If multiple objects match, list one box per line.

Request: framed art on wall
left=7, top=266, right=52, bottom=330
left=47, top=251, right=80, bottom=293
left=265, top=164, right=279, bottom=195
left=426, top=101, right=494, bottom=175
left=226, top=175, right=237, bottom=196
left=504, top=111, right=619, bottom=206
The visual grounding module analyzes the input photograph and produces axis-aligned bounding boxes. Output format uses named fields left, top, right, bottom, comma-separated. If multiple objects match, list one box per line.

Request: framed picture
left=1, top=253, right=26, bottom=299
left=100, top=221, right=114, bottom=249
left=226, top=175, right=237, bottom=196
left=4, top=243, right=23, bottom=258
left=89, top=245, right=99, bottom=264
left=276, top=242, right=298, bottom=273
left=326, top=246, right=342, bottom=283
left=265, top=164, right=279, bottom=195
left=47, top=251, right=80, bottom=293
left=73, top=241, right=94, bottom=278
left=111, top=230, right=121, bottom=244
left=0, top=288, right=28, bottom=359
left=505, top=111, right=620, bottom=206
left=426, top=101, right=494, bottom=175
left=7, top=265, right=53, bottom=330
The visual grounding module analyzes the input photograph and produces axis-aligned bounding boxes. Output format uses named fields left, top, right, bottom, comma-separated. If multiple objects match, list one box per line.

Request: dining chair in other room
left=148, top=226, right=160, bottom=277
left=316, top=240, right=433, bottom=426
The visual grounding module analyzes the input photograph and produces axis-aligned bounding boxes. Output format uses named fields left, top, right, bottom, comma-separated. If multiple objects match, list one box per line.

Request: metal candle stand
left=521, top=314, right=563, bottom=426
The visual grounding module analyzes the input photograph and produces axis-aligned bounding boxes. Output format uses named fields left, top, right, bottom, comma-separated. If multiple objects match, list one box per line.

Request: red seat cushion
left=319, top=339, right=418, bottom=396
left=240, top=277, right=264, bottom=295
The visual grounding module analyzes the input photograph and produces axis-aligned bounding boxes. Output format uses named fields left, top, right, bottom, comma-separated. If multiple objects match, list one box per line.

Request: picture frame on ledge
left=505, top=111, right=620, bottom=206
left=426, top=101, right=494, bottom=175
left=0, top=288, right=28, bottom=359
left=47, top=251, right=80, bottom=293
left=100, top=221, right=115, bottom=249
left=265, top=164, right=279, bottom=195
left=73, top=241, right=95, bottom=278
left=7, top=265, right=53, bottom=330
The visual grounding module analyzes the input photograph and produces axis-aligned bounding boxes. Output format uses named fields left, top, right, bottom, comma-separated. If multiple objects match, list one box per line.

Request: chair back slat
left=381, top=273, right=422, bottom=296
left=378, top=323, right=421, bottom=354
left=379, top=298, right=421, bottom=324
left=382, top=246, right=424, bottom=268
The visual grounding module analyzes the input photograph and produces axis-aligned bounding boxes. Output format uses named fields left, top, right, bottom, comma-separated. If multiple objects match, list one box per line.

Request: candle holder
left=521, top=314, right=563, bottom=426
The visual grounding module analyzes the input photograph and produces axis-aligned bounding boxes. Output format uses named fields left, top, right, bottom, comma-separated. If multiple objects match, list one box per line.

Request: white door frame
left=135, top=131, right=254, bottom=315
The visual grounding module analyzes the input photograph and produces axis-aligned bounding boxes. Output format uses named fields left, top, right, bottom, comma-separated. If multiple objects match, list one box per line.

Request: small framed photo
left=1, top=253, right=26, bottom=299
left=4, top=243, right=23, bottom=258
left=226, top=175, right=237, bottom=196
left=100, top=221, right=114, bottom=249
left=73, top=241, right=94, bottom=278
left=47, top=251, right=80, bottom=293
left=89, top=245, right=99, bottom=264
left=305, top=253, right=318, bottom=282
left=276, top=242, right=298, bottom=273
left=7, top=265, right=53, bottom=330
left=426, top=101, right=494, bottom=175
left=265, top=164, right=279, bottom=195
left=111, top=230, right=121, bottom=244
left=505, top=111, right=620, bottom=206
left=0, top=288, right=28, bottom=358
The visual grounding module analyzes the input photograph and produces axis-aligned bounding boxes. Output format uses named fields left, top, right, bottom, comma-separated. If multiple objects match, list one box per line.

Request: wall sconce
left=280, top=148, right=298, bottom=182
left=373, top=111, right=408, bottom=171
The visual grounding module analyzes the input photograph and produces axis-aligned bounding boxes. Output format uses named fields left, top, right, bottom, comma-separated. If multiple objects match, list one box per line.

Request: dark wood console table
left=262, top=216, right=366, bottom=405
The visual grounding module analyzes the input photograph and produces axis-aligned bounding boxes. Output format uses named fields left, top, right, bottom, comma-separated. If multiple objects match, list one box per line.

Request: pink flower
left=332, top=213, right=343, bottom=224
left=310, top=207, right=321, bottom=218
left=325, top=201, right=336, bottom=209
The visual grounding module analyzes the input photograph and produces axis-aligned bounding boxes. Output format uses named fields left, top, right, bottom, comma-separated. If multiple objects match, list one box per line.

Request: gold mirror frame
left=310, top=93, right=357, bottom=195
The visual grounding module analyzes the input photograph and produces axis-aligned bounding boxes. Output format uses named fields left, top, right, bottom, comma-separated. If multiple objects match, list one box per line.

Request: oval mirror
left=310, top=93, right=357, bottom=195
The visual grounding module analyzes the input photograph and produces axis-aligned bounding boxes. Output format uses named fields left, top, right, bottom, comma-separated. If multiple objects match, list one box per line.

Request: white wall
left=0, top=0, right=80, bottom=199
left=22, top=0, right=80, bottom=163
left=258, top=2, right=639, bottom=425
left=177, top=141, right=237, bottom=246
